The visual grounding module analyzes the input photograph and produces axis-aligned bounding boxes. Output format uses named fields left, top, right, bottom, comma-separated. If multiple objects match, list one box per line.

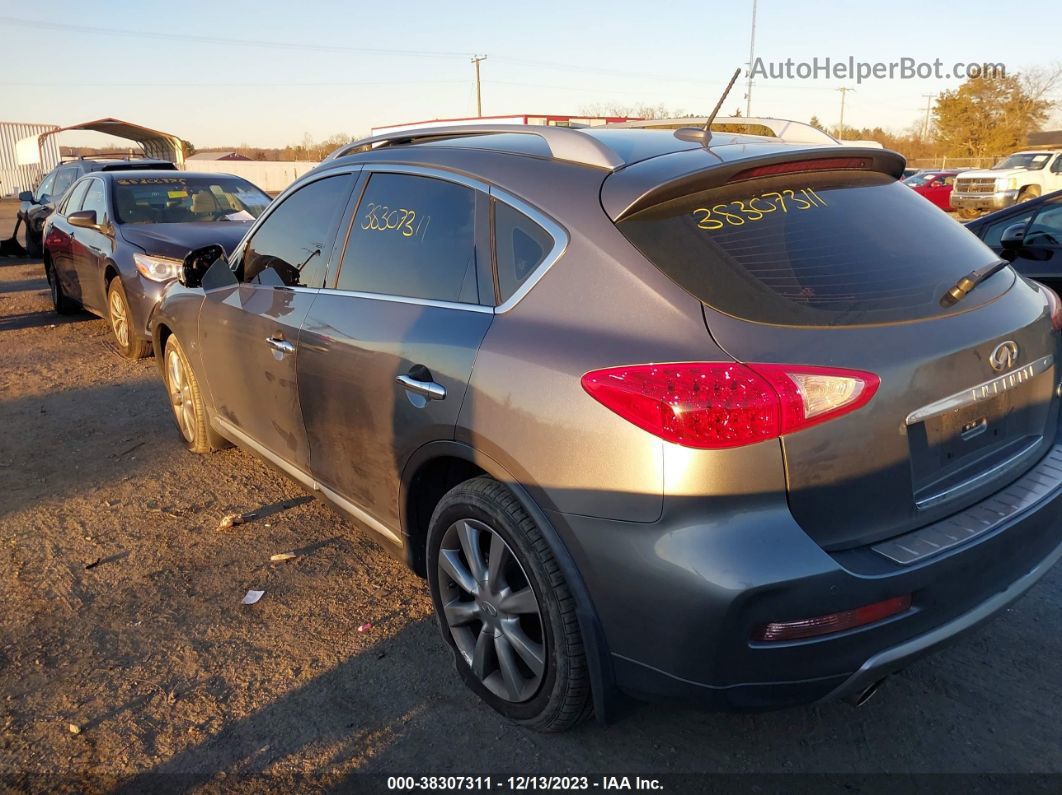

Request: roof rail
left=606, top=117, right=841, bottom=146
left=325, top=124, right=626, bottom=170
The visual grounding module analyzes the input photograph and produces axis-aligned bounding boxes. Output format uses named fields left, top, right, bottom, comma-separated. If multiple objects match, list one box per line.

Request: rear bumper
left=551, top=441, right=1062, bottom=710
left=824, top=530, right=1062, bottom=701
left=950, top=190, right=1018, bottom=210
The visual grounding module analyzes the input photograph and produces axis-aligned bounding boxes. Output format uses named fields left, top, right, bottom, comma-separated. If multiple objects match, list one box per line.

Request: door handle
left=265, top=336, right=295, bottom=355
left=396, top=374, right=446, bottom=400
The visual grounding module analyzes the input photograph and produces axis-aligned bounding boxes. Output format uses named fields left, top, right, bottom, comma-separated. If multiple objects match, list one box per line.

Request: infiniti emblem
left=481, top=601, right=498, bottom=617
left=989, top=341, right=1020, bottom=372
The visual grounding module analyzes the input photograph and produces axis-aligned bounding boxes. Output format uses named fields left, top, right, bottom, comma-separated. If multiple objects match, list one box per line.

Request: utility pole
left=471, top=55, right=487, bottom=117
left=745, top=0, right=757, bottom=117
left=921, top=94, right=935, bottom=140
left=836, top=87, right=854, bottom=136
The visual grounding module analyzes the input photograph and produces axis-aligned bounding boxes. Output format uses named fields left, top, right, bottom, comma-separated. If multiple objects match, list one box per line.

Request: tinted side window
left=336, top=173, right=478, bottom=303
left=51, top=167, right=77, bottom=200
left=494, top=201, right=554, bottom=303
left=981, top=210, right=1035, bottom=249
left=1024, top=201, right=1062, bottom=247
left=64, top=180, right=91, bottom=215
left=241, top=173, right=354, bottom=288
left=79, top=179, right=109, bottom=225
left=35, top=171, right=57, bottom=201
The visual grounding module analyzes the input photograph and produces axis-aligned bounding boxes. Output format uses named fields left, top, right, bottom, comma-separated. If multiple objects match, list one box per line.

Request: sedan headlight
left=133, top=252, right=182, bottom=282
left=995, top=176, right=1018, bottom=191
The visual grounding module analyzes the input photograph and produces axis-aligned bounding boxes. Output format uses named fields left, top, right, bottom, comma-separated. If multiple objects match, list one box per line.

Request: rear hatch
left=609, top=148, right=1061, bottom=549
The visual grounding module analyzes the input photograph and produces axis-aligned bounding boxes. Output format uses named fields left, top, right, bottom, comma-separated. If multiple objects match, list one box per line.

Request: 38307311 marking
left=692, top=186, right=828, bottom=230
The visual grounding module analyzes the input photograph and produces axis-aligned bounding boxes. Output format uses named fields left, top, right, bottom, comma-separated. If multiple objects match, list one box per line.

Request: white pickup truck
left=950, top=150, right=1062, bottom=215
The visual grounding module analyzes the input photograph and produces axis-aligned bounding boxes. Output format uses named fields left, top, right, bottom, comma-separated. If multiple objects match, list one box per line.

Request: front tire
left=1016, top=186, right=1041, bottom=204
left=163, top=336, right=225, bottom=453
left=427, top=477, right=592, bottom=732
left=107, top=279, right=150, bottom=359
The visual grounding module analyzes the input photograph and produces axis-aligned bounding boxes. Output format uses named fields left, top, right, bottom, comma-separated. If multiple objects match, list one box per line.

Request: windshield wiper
left=940, top=259, right=1010, bottom=307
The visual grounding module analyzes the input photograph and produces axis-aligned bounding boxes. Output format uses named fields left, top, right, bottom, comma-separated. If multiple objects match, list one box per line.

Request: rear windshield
left=113, top=176, right=271, bottom=225
left=616, top=171, right=1011, bottom=326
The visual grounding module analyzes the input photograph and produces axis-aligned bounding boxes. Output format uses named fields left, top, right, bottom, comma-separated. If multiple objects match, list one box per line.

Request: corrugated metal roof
left=38, top=118, right=185, bottom=167
left=0, top=122, right=60, bottom=196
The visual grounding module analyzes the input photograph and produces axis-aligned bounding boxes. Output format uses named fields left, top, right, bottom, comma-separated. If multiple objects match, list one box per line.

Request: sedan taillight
left=580, top=362, right=879, bottom=449
left=1041, top=285, right=1062, bottom=331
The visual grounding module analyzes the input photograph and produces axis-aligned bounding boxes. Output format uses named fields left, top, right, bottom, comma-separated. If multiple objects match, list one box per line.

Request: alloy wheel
left=437, top=518, right=546, bottom=703
left=109, top=289, right=129, bottom=348
left=166, top=349, right=196, bottom=443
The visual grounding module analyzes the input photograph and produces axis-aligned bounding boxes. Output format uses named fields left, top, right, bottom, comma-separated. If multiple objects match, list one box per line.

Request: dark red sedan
left=903, top=170, right=962, bottom=211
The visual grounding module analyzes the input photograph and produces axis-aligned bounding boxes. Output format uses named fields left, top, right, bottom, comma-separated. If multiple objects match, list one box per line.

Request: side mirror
left=68, top=210, right=98, bottom=229
left=998, top=223, right=1028, bottom=261
left=180, top=244, right=231, bottom=288
left=18, top=190, right=35, bottom=203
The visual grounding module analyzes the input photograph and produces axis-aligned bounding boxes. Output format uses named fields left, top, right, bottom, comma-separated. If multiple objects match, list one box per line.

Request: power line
left=0, top=15, right=473, bottom=59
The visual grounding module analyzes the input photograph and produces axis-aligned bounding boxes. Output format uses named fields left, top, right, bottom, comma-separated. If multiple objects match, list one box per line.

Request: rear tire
left=44, top=259, right=78, bottom=315
left=107, top=279, right=150, bottom=360
left=162, top=336, right=226, bottom=453
left=427, top=476, right=592, bottom=732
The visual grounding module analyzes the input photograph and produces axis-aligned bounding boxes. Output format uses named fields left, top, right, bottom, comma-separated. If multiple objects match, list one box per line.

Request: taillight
left=1041, top=284, right=1062, bottom=331
left=580, top=362, right=879, bottom=449
left=752, top=595, right=912, bottom=642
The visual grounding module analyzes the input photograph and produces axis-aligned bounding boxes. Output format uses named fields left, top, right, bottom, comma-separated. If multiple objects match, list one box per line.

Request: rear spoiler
left=602, top=147, right=907, bottom=221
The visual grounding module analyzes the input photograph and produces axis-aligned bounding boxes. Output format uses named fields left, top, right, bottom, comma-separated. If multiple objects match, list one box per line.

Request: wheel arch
left=400, top=440, right=620, bottom=723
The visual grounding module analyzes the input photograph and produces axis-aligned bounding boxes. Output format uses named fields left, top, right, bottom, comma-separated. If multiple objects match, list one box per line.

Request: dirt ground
left=0, top=199, right=1060, bottom=791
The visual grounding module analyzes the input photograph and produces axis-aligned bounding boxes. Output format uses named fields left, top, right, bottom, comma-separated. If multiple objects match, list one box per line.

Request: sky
left=2, top=0, right=1060, bottom=150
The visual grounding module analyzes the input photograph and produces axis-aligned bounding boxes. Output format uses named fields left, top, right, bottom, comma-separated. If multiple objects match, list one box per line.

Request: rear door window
left=616, top=170, right=1008, bottom=326
left=336, top=173, right=479, bottom=303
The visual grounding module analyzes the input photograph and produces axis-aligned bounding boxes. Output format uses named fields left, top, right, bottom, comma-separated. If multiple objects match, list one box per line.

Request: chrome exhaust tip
left=846, top=677, right=887, bottom=707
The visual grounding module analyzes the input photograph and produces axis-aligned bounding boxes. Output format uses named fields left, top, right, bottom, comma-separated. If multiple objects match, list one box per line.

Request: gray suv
left=149, top=123, right=1062, bottom=731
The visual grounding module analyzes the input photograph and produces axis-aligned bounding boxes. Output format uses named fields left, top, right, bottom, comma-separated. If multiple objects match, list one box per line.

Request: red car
left=903, top=170, right=962, bottom=211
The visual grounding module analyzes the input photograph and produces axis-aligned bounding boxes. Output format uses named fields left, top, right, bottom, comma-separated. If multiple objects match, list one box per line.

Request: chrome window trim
left=228, top=165, right=363, bottom=272
left=489, top=186, right=570, bottom=314
left=905, top=355, right=1055, bottom=426
left=359, top=162, right=490, bottom=194
left=319, top=288, right=493, bottom=314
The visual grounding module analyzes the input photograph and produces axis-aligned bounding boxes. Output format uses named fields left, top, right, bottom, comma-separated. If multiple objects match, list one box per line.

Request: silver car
left=149, top=122, right=1062, bottom=731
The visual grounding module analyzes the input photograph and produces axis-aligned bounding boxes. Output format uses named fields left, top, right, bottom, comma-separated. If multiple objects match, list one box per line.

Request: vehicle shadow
left=112, top=556, right=1062, bottom=790
left=0, top=308, right=95, bottom=332
left=0, top=277, right=49, bottom=295
left=0, top=376, right=177, bottom=522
